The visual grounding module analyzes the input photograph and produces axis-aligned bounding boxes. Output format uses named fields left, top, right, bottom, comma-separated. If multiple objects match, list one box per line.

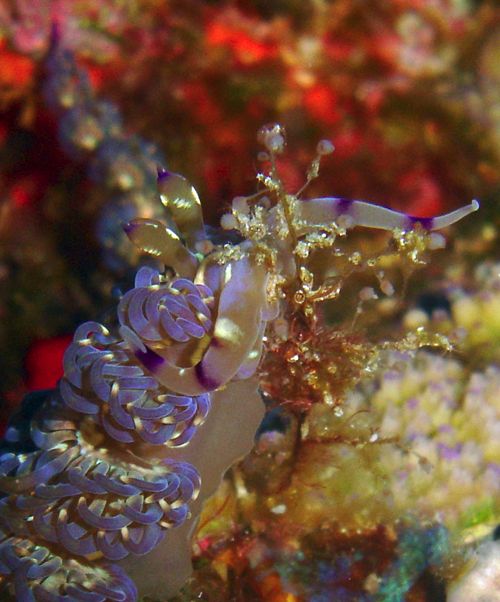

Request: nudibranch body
left=0, top=125, right=478, bottom=601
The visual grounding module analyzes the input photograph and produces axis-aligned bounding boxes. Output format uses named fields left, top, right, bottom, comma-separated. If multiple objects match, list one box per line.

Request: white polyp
left=428, top=233, right=446, bottom=250
left=316, top=139, right=335, bottom=155
left=232, top=196, right=250, bottom=214
left=194, top=239, right=214, bottom=255
left=267, top=133, right=285, bottom=153
left=337, top=214, right=354, bottom=229
left=380, top=280, right=395, bottom=297
left=258, top=124, right=286, bottom=154
left=220, top=214, right=238, bottom=230
left=359, top=287, right=378, bottom=301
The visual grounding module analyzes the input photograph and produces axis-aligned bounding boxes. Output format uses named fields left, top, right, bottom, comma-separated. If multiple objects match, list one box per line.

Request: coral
left=233, top=348, right=495, bottom=540
left=451, top=264, right=500, bottom=362
left=403, top=260, right=500, bottom=365
left=360, top=351, right=500, bottom=528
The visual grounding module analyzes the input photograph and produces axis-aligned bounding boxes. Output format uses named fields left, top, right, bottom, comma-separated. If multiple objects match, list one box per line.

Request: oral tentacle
left=297, top=197, right=479, bottom=232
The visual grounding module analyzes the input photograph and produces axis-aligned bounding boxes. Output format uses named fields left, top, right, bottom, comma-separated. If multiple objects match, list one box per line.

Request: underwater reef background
left=0, top=1, right=499, bottom=600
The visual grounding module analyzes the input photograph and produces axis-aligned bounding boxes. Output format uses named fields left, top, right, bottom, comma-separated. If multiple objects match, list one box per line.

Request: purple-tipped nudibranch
left=0, top=125, right=478, bottom=601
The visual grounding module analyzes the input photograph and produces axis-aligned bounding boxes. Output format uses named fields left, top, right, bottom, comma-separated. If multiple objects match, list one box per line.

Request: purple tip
left=210, top=336, right=223, bottom=348
left=135, top=347, right=165, bottom=373
left=408, top=216, right=433, bottom=230
left=157, top=167, right=171, bottom=181
left=123, top=221, right=137, bottom=235
left=335, top=198, right=353, bottom=214
left=195, top=363, right=220, bottom=390
left=437, top=443, right=462, bottom=461
left=406, top=397, right=419, bottom=410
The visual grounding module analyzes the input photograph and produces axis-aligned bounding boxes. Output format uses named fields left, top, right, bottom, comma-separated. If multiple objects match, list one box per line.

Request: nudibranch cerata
left=0, top=125, right=478, bottom=601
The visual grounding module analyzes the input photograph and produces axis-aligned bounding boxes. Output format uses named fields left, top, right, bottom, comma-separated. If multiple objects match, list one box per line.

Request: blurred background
left=0, top=0, right=499, bottom=420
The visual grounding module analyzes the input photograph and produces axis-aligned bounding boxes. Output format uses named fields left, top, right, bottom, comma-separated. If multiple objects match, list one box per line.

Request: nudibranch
left=0, top=125, right=478, bottom=601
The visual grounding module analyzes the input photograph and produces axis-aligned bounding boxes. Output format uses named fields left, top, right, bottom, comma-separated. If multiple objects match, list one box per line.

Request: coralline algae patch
left=451, top=276, right=500, bottom=363
left=238, top=349, right=499, bottom=539
left=187, top=347, right=499, bottom=602
left=349, top=351, right=500, bottom=530
left=404, top=261, right=500, bottom=365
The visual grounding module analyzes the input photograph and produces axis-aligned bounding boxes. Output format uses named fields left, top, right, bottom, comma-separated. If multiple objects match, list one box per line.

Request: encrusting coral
left=0, top=124, right=479, bottom=601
